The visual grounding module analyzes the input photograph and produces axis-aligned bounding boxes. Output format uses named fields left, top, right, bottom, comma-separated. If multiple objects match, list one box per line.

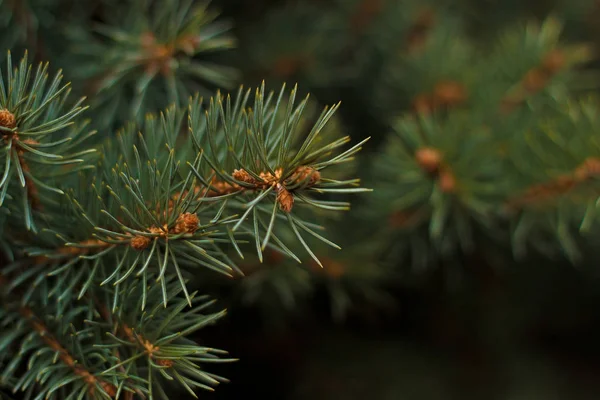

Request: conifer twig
left=0, top=275, right=117, bottom=398
left=19, top=307, right=117, bottom=398
left=506, top=157, right=600, bottom=210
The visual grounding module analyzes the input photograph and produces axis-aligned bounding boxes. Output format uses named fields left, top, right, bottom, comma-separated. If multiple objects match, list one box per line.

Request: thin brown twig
left=506, top=157, right=600, bottom=210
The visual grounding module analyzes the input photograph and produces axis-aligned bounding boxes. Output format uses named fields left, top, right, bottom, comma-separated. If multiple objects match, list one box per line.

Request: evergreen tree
left=2, top=0, right=600, bottom=399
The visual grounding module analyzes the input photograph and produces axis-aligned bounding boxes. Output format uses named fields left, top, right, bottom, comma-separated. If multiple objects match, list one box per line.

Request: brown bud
left=143, top=339, right=159, bottom=354
left=577, top=157, right=600, bottom=181
left=438, top=168, right=456, bottom=193
left=140, top=31, right=156, bottom=48
left=276, top=185, right=294, bottom=213
left=522, top=68, right=548, bottom=93
left=541, top=49, right=566, bottom=75
left=0, top=109, right=16, bottom=129
left=174, top=212, right=199, bottom=234
left=232, top=168, right=256, bottom=184
left=433, top=80, right=467, bottom=106
left=157, top=359, right=174, bottom=368
left=148, top=225, right=167, bottom=235
left=131, top=235, right=151, bottom=250
left=259, top=169, right=281, bottom=185
left=415, top=147, right=442, bottom=174
left=584, top=158, right=600, bottom=174
left=293, top=166, right=321, bottom=186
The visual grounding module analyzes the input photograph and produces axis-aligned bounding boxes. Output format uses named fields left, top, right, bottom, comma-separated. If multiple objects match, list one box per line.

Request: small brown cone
left=276, top=185, right=294, bottom=213
left=415, top=147, right=442, bottom=174
left=574, top=157, right=600, bottom=181
left=174, top=212, right=199, bottom=233
left=232, top=168, right=256, bottom=184
left=585, top=158, right=600, bottom=175
left=0, top=109, right=16, bottom=129
left=522, top=68, right=548, bottom=93
left=131, top=235, right=151, bottom=250
left=433, top=80, right=467, bottom=106
left=439, top=168, right=456, bottom=193
left=541, top=49, right=566, bottom=75
left=293, top=166, right=321, bottom=186
left=157, top=359, right=174, bottom=368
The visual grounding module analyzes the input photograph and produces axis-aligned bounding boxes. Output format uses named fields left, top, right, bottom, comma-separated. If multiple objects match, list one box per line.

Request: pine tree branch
left=93, top=278, right=233, bottom=397
left=0, top=111, right=42, bottom=210
left=93, top=298, right=145, bottom=400
left=0, top=274, right=118, bottom=398
left=67, top=0, right=237, bottom=127
left=173, top=165, right=321, bottom=213
left=500, top=49, right=569, bottom=114
left=18, top=306, right=117, bottom=398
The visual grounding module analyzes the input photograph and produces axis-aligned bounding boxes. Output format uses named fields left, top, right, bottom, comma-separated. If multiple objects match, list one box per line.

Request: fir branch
left=68, top=0, right=237, bottom=127
left=95, top=279, right=233, bottom=398
left=0, top=274, right=118, bottom=399
left=18, top=306, right=117, bottom=398
left=0, top=52, right=92, bottom=231
left=188, top=83, right=370, bottom=260
left=173, top=165, right=322, bottom=213
left=13, top=84, right=368, bottom=306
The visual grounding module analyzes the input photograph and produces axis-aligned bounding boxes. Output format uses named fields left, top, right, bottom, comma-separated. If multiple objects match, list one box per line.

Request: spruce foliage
left=2, top=0, right=600, bottom=399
